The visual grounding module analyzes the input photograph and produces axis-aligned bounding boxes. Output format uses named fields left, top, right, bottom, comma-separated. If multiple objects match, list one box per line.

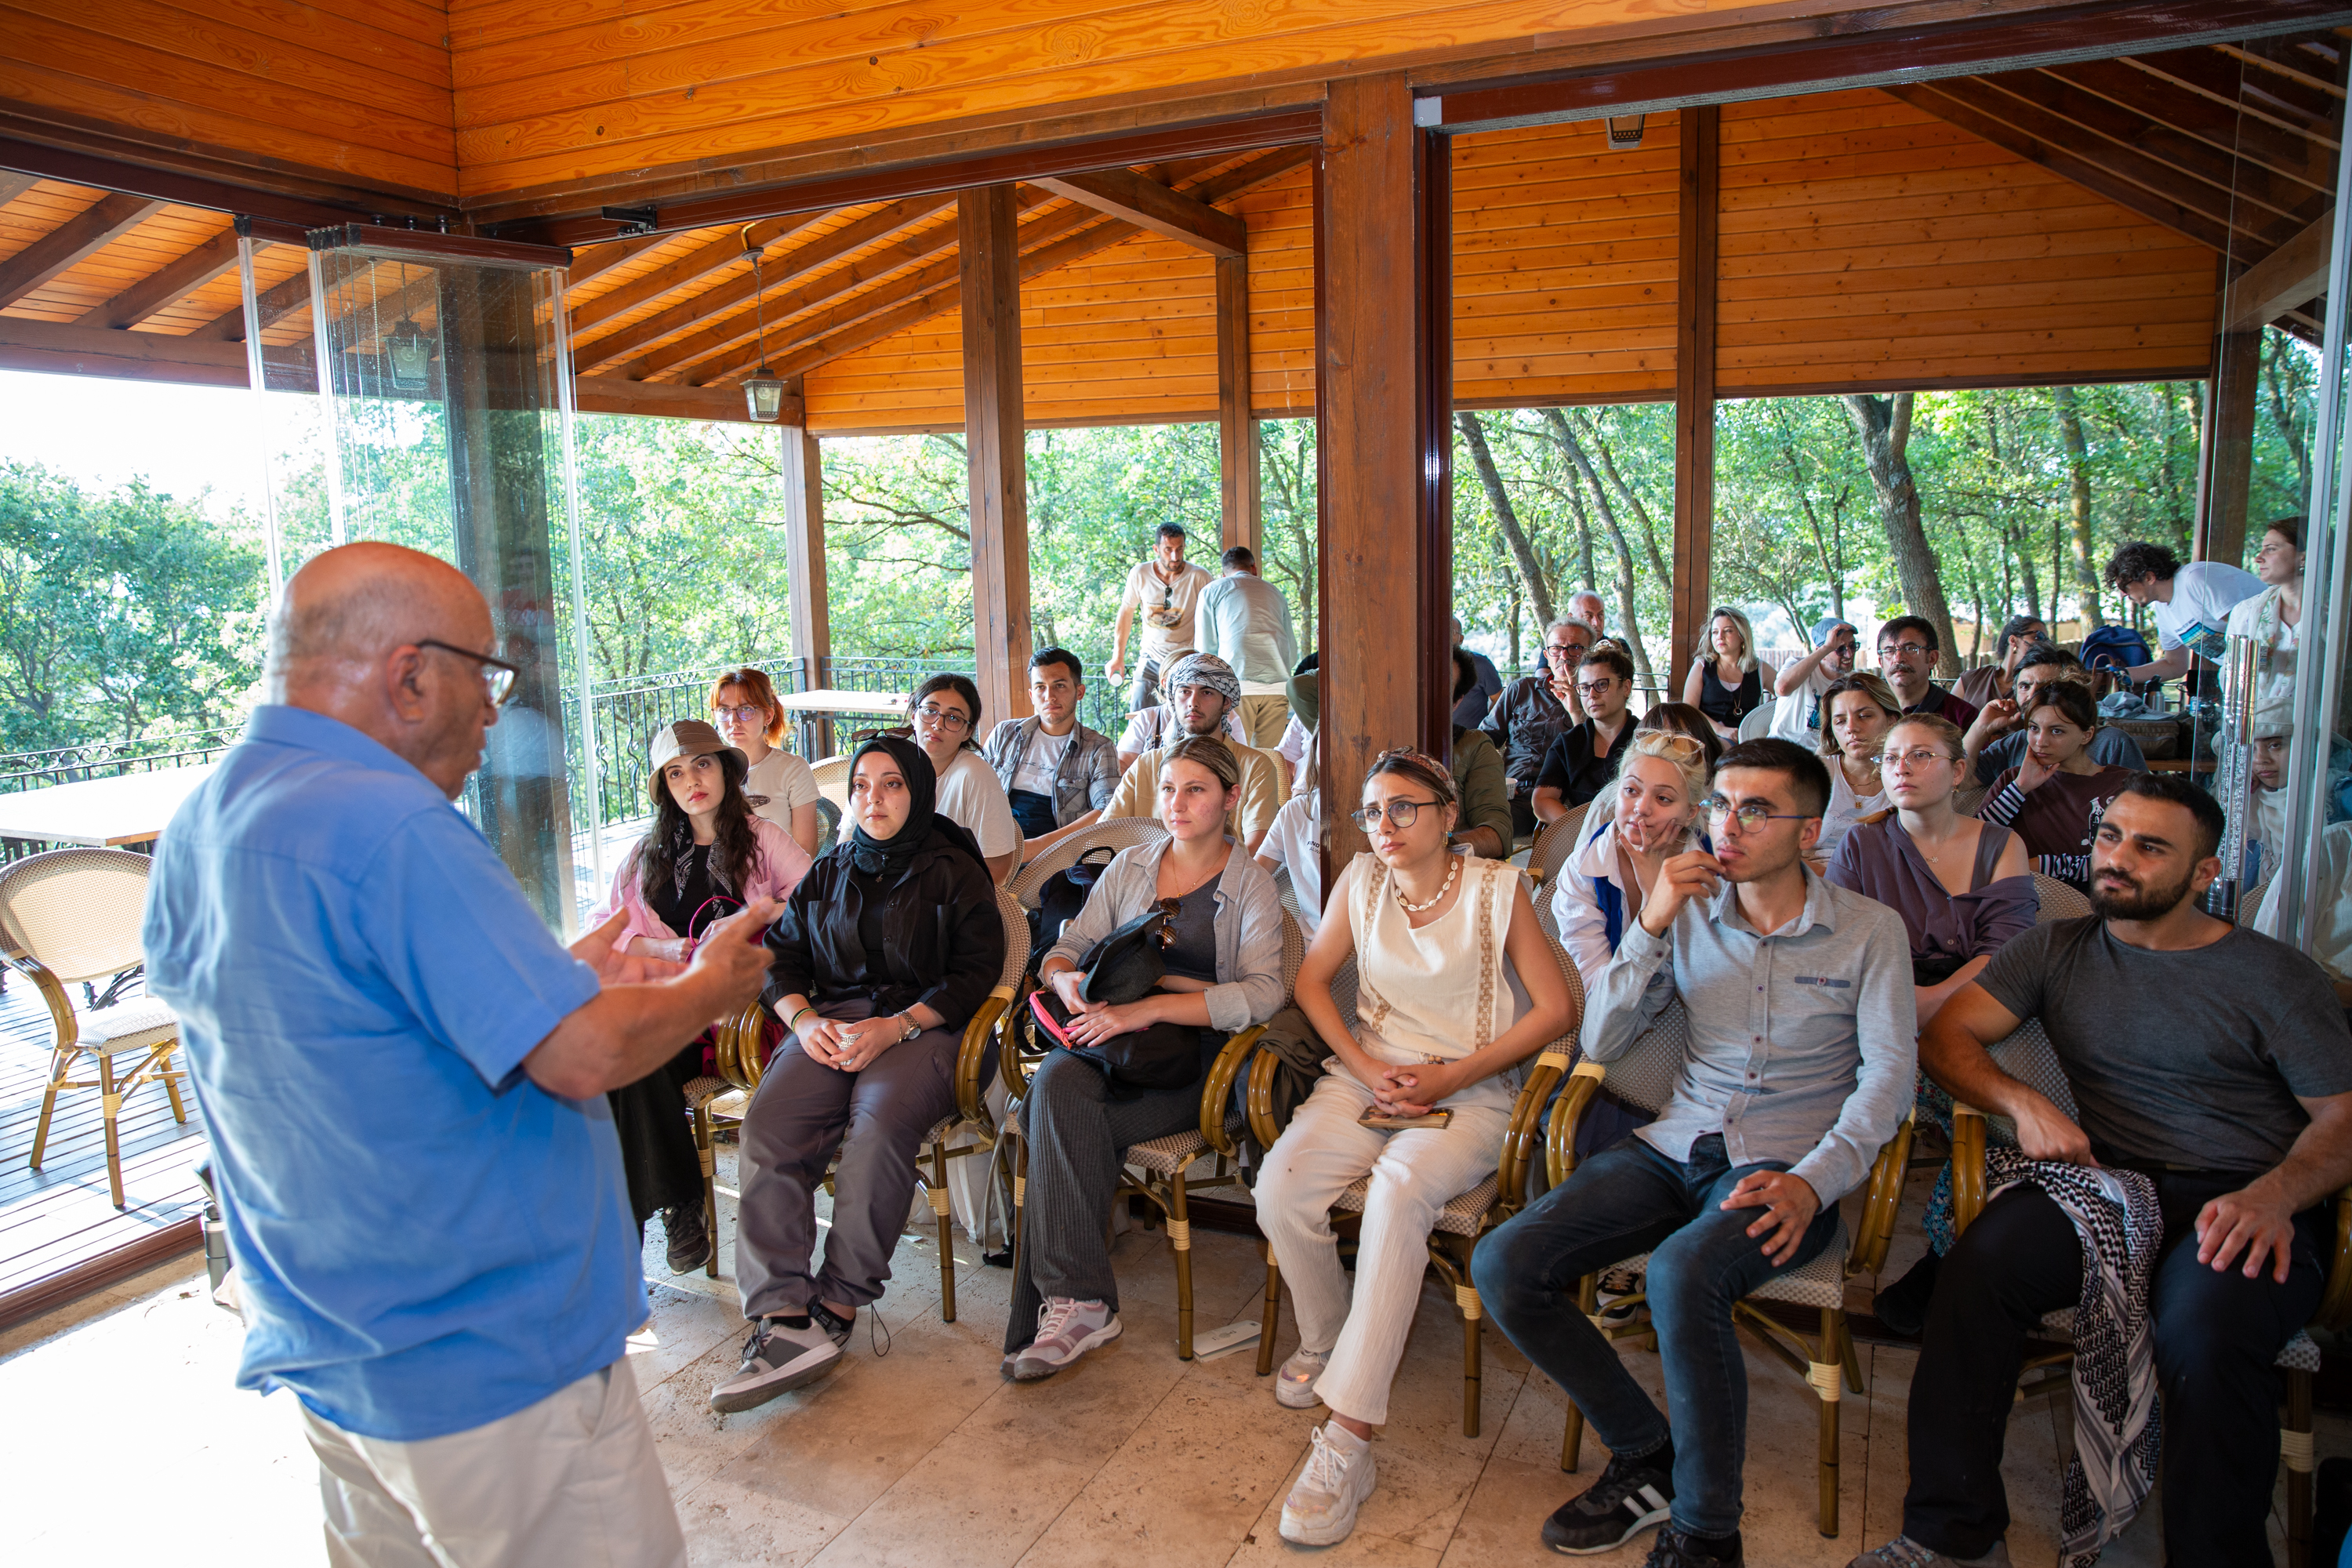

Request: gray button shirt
left=1581, top=866, right=1916, bottom=1204
left=982, top=717, right=1120, bottom=828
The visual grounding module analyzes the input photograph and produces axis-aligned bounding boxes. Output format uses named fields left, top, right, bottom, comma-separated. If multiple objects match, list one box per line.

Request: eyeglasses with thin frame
left=1350, top=798, right=1439, bottom=830
left=713, top=703, right=770, bottom=724
left=1878, top=641, right=1932, bottom=659
left=913, top=703, right=971, bottom=731
left=1573, top=678, right=1624, bottom=699
left=416, top=639, right=518, bottom=706
left=1880, top=746, right=1955, bottom=773
left=1544, top=641, right=1590, bottom=659
left=1701, top=796, right=1813, bottom=833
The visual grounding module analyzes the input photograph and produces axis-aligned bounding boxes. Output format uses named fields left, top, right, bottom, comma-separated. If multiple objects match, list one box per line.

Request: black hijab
left=845, top=735, right=987, bottom=880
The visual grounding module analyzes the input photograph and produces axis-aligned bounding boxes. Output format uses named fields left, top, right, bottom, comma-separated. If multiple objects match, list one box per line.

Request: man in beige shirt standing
left=1107, top=523, right=1214, bottom=714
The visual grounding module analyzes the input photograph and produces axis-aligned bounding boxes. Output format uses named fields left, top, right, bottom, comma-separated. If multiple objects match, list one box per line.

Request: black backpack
left=1025, top=844, right=1119, bottom=979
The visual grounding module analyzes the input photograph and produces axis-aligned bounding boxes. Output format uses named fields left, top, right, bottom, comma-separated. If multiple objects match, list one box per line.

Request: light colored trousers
left=1254, top=1070, right=1508, bottom=1425
left=1236, top=694, right=1291, bottom=750
left=301, top=1358, right=686, bottom=1568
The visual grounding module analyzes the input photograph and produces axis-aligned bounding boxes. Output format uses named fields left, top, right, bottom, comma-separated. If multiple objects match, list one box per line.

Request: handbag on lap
left=1025, top=900, right=1204, bottom=1094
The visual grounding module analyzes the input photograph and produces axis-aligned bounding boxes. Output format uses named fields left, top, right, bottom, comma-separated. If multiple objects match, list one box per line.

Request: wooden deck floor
left=0, top=971, right=207, bottom=1325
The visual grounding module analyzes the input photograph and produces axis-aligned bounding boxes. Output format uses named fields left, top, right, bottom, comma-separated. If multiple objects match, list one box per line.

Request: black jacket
left=761, top=836, right=1005, bottom=1029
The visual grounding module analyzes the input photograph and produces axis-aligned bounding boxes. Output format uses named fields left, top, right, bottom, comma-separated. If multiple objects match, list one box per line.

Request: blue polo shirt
left=143, top=705, right=634, bottom=1442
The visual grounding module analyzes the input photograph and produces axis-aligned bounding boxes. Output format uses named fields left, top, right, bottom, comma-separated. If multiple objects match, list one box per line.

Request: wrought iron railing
left=575, top=656, right=808, bottom=832
left=0, top=726, right=244, bottom=793
left=818, top=654, right=1131, bottom=743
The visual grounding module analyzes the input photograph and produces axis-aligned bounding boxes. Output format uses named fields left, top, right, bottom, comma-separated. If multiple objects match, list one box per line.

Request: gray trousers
left=734, top=1000, right=960, bottom=1321
left=1004, top=1041, right=1210, bottom=1352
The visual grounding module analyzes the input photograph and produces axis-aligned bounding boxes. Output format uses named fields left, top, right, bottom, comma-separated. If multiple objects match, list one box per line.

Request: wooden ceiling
left=0, top=32, right=2339, bottom=423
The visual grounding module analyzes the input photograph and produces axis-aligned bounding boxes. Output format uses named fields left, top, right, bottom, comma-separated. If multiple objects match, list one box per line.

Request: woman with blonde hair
left=1681, top=606, right=1777, bottom=743
left=1256, top=749, right=1574, bottom=1547
left=1550, top=731, right=1708, bottom=990
left=710, top=666, right=822, bottom=855
left=1814, top=671, right=1902, bottom=861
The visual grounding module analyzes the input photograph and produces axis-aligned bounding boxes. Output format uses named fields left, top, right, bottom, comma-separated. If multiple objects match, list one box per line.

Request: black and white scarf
left=1985, top=1145, right=2165, bottom=1567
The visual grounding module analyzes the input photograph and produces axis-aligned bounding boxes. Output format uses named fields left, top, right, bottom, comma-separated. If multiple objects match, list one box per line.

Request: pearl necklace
left=1395, top=855, right=1460, bottom=914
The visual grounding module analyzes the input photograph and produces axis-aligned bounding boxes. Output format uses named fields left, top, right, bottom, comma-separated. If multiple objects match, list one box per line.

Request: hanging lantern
left=741, top=229, right=785, bottom=423
left=387, top=318, right=434, bottom=390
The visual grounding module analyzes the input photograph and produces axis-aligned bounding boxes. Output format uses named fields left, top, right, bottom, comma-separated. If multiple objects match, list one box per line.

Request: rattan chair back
left=0, top=848, right=153, bottom=982
left=1582, top=997, right=1690, bottom=1116
left=810, top=753, right=852, bottom=815
left=1007, top=817, right=1170, bottom=906
left=1530, top=807, right=1588, bottom=891
left=1980, top=1018, right=2079, bottom=1139
left=2031, top=872, right=2091, bottom=923
left=1951, top=783, right=1989, bottom=818
left=1736, top=701, right=1777, bottom=742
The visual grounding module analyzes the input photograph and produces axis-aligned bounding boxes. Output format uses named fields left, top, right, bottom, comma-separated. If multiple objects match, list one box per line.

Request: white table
left=773, top=688, right=911, bottom=717
left=0, top=764, right=220, bottom=848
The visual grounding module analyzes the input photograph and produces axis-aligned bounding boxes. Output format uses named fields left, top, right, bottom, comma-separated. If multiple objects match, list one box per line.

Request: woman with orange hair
left=710, top=667, right=822, bottom=855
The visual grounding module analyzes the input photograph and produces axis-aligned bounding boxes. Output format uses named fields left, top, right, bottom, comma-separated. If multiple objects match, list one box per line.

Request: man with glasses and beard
left=1475, top=738, right=1915, bottom=1568
left=1481, top=615, right=1594, bottom=840
left=1849, top=775, right=2352, bottom=1568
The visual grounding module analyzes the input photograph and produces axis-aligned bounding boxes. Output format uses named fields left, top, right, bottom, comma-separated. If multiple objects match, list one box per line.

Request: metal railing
left=575, top=656, right=808, bottom=832
left=0, top=726, right=244, bottom=794
left=818, top=654, right=1131, bottom=743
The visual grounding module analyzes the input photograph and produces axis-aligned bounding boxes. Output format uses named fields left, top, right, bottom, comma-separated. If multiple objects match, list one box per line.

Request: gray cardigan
left=1045, top=838, right=1286, bottom=1033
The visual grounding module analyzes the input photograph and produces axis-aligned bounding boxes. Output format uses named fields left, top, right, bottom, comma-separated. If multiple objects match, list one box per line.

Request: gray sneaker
left=709, top=1318, right=841, bottom=1412
left=1010, top=1298, right=1120, bottom=1381
left=1845, top=1538, right=2012, bottom=1568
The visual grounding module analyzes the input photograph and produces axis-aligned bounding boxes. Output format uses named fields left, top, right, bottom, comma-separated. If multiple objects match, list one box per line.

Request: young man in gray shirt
left=1475, top=738, right=1915, bottom=1568
left=1852, top=775, right=2352, bottom=1568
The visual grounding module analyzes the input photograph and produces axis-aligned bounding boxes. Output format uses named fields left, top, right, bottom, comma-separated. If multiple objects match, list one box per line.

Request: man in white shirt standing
left=1107, top=523, right=1214, bottom=714
left=1196, top=546, right=1300, bottom=747
left=2103, top=541, right=2263, bottom=687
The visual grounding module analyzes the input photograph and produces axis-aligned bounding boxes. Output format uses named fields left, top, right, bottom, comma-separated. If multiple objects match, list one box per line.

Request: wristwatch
left=895, top=1012, right=920, bottom=1043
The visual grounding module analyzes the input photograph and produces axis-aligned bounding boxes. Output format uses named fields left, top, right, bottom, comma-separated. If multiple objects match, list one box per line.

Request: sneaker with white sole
left=1010, top=1298, right=1120, bottom=1381
left=709, top=1317, right=841, bottom=1413
left=1542, top=1446, right=1675, bottom=1554
left=1276, top=1347, right=1331, bottom=1409
left=1279, top=1422, right=1377, bottom=1545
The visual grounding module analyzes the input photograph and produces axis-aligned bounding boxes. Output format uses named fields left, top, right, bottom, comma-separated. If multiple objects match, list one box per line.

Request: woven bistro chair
left=0, top=849, right=189, bottom=1209
left=2031, top=872, right=2091, bottom=922
left=1545, top=998, right=1915, bottom=1537
left=1948, top=1022, right=2350, bottom=1568
left=1526, top=803, right=1589, bottom=901
left=1244, top=918, right=1586, bottom=1437
left=1007, top=815, right=1171, bottom=902
left=684, top=884, right=1028, bottom=1323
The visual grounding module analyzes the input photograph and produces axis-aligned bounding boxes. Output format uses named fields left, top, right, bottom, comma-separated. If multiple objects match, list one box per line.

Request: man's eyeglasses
left=1543, top=642, right=1589, bottom=660
left=714, top=704, right=769, bottom=724
left=1349, top=798, right=1439, bottom=829
left=1701, top=797, right=1813, bottom=833
left=1878, top=641, right=1932, bottom=659
left=914, top=703, right=971, bottom=731
left=1880, top=746, right=1952, bottom=773
left=417, top=639, right=517, bottom=706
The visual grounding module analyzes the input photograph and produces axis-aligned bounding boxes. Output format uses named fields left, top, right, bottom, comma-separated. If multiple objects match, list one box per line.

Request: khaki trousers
left=1237, top=694, right=1291, bottom=749
left=302, top=1358, right=686, bottom=1568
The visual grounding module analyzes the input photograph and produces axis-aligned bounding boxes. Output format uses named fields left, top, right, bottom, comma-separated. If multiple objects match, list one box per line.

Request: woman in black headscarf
left=712, top=736, right=1007, bottom=1412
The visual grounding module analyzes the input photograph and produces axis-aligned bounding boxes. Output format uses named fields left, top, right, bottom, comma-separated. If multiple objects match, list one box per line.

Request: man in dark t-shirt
left=1532, top=645, right=1639, bottom=823
left=1849, top=775, right=2352, bottom=1568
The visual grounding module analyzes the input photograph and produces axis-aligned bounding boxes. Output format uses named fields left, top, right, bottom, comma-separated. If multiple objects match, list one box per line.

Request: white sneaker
left=1010, top=1297, right=1121, bottom=1381
left=1280, top=1423, right=1376, bottom=1545
left=1276, top=1347, right=1331, bottom=1408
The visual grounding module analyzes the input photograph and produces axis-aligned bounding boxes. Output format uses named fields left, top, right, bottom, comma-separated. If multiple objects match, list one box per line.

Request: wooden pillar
left=958, top=184, right=1034, bottom=726
left=1317, top=72, right=1448, bottom=863
left=1217, top=252, right=1262, bottom=557
left=780, top=424, right=833, bottom=756
left=1670, top=105, right=1719, bottom=677
left=2193, top=325, right=2263, bottom=568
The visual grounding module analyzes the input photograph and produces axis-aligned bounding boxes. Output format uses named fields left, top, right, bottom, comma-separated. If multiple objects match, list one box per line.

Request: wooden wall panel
left=1715, top=88, right=2216, bottom=394
left=0, top=0, right=457, bottom=201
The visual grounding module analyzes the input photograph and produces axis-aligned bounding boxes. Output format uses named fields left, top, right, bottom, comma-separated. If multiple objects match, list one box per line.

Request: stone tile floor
left=2, top=1160, right=2343, bottom=1566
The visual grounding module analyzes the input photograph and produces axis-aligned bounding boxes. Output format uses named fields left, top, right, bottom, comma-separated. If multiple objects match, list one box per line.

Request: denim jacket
left=1045, top=839, right=1286, bottom=1033
left=982, top=717, right=1120, bottom=827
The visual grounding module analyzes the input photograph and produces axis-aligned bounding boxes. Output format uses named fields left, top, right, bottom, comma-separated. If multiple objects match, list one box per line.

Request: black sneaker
left=663, top=1205, right=710, bottom=1275
left=1542, top=1447, right=1675, bottom=1555
left=1871, top=1253, right=1940, bottom=1338
left=708, top=1318, right=841, bottom=1413
left=1645, top=1528, right=1741, bottom=1566
left=811, top=1301, right=855, bottom=1348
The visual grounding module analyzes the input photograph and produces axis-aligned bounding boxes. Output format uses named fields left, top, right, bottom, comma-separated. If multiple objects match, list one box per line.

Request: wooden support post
left=1217, top=252, right=1261, bottom=558
left=2193, top=325, right=2263, bottom=568
left=1670, top=105, right=1720, bottom=677
left=781, top=424, right=833, bottom=757
left=958, top=184, right=1034, bottom=726
left=1317, top=72, right=1447, bottom=865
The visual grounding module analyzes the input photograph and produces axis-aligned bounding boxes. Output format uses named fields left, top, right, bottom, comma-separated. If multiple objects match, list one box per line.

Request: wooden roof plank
left=1030, top=165, right=1246, bottom=256
left=0, top=172, right=36, bottom=209
left=568, top=205, right=838, bottom=337
left=2125, top=46, right=2343, bottom=151
left=73, top=227, right=239, bottom=329
left=2040, top=56, right=2335, bottom=187
left=0, top=193, right=165, bottom=310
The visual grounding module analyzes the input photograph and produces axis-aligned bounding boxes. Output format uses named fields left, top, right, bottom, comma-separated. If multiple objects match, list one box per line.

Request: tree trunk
left=1457, top=412, right=1556, bottom=627
left=2051, top=386, right=2104, bottom=629
left=1542, top=409, right=1656, bottom=683
left=1842, top=392, right=1958, bottom=673
left=1577, top=409, right=1675, bottom=594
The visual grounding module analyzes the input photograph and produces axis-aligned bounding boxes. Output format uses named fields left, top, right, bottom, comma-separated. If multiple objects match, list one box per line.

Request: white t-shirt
left=933, top=749, right=1021, bottom=859
left=2152, top=561, right=2263, bottom=659
left=1279, top=713, right=1310, bottom=769
left=1009, top=726, right=1073, bottom=798
left=1260, top=789, right=1323, bottom=935
left=1815, top=764, right=1886, bottom=862
left=1120, top=559, right=1214, bottom=666
left=742, top=748, right=819, bottom=834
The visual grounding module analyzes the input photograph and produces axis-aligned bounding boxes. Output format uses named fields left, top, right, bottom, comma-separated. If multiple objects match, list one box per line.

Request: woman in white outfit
left=1256, top=750, right=1575, bottom=1548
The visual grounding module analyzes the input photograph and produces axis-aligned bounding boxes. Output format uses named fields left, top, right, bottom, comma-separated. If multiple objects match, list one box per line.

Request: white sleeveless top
left=1346, top=852, right=1526, bottom=1112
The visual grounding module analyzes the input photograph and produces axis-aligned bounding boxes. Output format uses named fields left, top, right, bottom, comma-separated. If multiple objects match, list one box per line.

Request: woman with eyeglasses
left=713, top=736, right=1004, bottom=1411
left=1826, top=713, right=2033, bottom=1025
left=1812, top=671, right=1903, bottom=863
left=710, top=667, right=822, bottom=856
left=1974, top=681, right=2136, bottom=891
left=907, top=672, right=1022, bottom=884
left=1256, top=750, right=1573, bottom=1548
left=1681, top=606, right=1777, bottom=744
left=1004, top=735, right=1284, bottom=1383
left=584, top=720, right=815, bottom=1275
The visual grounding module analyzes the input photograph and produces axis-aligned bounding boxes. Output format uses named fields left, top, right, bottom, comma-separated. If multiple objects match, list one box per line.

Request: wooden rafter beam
left=1885, top=80, right=2238, bottom=252
left=2043, top=56, right=2337, bottom=191
left=574, top=194, right=959, bottom=373
left=566, top=234, right=664, bottom=291
left=1030, top=165, right=1247, bottom=256
left=0, top=171, right=37, bottom=209
left=568, top=207, right=833, bottom=340
left=74, top=228, right=240, bottom=329
left=0, top=315, right=247, bottom=386
left=2227, top=209, right=2335, bottom=331
left=2126, top=47, right=2343, bottom=151
left=194, top=266, right=312, bottom=343
left=0, top=192, right=165, bottom=309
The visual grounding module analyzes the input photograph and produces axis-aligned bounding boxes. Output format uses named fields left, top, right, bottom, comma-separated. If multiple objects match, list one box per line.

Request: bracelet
left=785, top=1005, right=813, bottom=1032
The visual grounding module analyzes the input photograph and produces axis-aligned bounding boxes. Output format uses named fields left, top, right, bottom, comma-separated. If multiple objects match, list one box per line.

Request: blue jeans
left=1473, top=1132, right=1839, bottom=1538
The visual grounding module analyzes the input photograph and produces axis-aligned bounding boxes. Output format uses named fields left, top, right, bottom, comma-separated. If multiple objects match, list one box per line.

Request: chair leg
left=932, top=1140, right=956, bottom=1325
left=100, top=1051, right=125, bottom=1209
left=27, top=1047, right=69, bottom=1170
left=1560, top=1272, right=1599, bottom=1472
left=1461, top=1279, right=1484, bottom=1439
left=1816, top=1308, right=1842, bottom=1537
left=694, top=1104, right=719, bottom=1279
left=1011, top=1136, right=1028, bottom=1302
left=1171, top=1171, right=1196, bottom=1359
left=2288, top=1368, right=2314, bottom=1568
left=161, top=1044, right=187, bottom=1123
left=1256, top=1244, right=1283, bottom=1377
